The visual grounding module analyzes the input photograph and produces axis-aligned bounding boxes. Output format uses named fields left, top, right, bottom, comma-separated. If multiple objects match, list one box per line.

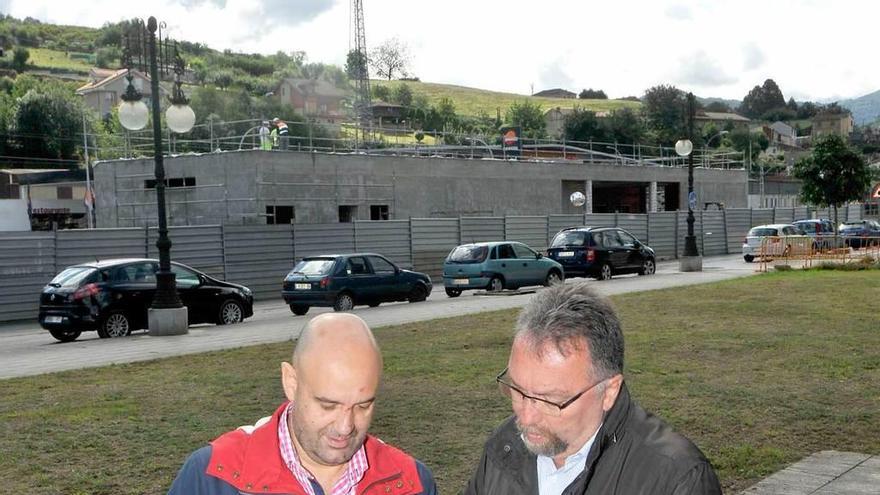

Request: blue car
left=281, top=253, right=432, bottom=314
left=442, top=241, right=564, bottom=297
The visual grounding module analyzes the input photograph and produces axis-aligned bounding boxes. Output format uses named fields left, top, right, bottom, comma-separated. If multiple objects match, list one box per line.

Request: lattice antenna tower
left=351, top=0, right=372, bottom=137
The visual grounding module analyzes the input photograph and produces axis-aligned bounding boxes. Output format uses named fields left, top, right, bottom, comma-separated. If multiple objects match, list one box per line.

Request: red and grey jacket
left=168, top=403, right=436, bottom=495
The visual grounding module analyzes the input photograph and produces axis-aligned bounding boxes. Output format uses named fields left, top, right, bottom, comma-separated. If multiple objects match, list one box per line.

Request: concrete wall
left=93, top=150, right=749, bottom=227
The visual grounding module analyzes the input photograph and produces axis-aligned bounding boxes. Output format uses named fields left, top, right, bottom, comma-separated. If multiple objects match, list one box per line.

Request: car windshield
left=447, top=245, right=489, bottom=263
left=49, top=267, right=98, bottom=288
left=795, top=223, right=817, bottom=233
left=550, top=231, right=587, bottom=248
left=291, top=258, right=336, bottom=276
left=748, top=227, right=779, bottom=237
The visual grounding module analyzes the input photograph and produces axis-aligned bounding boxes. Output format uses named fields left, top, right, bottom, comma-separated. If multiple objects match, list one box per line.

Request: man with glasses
left=464, top=283, right=720, bottom=494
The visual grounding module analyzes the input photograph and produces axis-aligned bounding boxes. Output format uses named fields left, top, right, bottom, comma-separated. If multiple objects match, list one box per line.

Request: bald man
left=168, top=313, right=437, bottom=495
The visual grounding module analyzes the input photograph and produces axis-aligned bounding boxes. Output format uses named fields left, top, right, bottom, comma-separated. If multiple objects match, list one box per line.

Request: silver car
left=742, top=224, right=808, bottom=263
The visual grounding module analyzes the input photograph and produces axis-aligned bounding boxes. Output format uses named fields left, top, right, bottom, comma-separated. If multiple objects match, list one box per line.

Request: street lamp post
left=676, top=92, right=702, bottom=272
left=117, top=17, right=195, bottom=335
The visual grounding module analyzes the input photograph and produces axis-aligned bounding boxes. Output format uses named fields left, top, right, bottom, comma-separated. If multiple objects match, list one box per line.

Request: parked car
left=282, top=253, right=432, bottom=314
left=741, top=224, right=808, bottom=262
left=545, top=227, right=656, bottom=280
left=792, top=219, right=843, bottom=251
left=838, top=220, right=880, bottom=248
left=442, top=241, right=563, bottom=297
left=39, top=258, right=254, bottom=342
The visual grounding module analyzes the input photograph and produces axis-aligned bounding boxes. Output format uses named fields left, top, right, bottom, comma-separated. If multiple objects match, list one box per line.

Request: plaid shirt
left=278, top=402, right=369, bottom=495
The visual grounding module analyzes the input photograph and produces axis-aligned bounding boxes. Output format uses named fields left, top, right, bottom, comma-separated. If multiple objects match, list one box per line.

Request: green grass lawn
left=26, top=47, right=94, bottom=73
left=372, top=79, right=640, bottom=118
left=0, top=271, right=878, bottom=494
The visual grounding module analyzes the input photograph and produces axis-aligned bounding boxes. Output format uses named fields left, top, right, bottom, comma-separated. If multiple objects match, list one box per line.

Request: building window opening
left=370, top=204, right=389, bottom=220
left=339, top=205, right=357, bottom=223
left=266, top=205, right=294, bottom=224
left=145, top=177, right=196, bottom=189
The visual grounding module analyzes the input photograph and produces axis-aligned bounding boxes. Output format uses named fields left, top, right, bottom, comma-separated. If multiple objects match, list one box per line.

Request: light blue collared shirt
left=535, top=425, right=602, bottom=495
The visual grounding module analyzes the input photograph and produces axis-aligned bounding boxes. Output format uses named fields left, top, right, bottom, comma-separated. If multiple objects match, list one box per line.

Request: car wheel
left=333, top=292, right=354, bottom=312
left=98, top=311, right=131, bottom=338
left=544, top=270, right=562, bottom=286
left=487, top=276, right=504, bottom=292
left=596, top=263, right=612, bottom=281
left=744, top=255, right=754, bottom=263
left=218, top=299, right=244, bottom=325
left=49, top=328, right=81, bottom=343
left=445, top=287, right=462, bottom=298
left=289, top=304, right=309, bottom=316
left=639, top=258, right=656, bottom=276
left=408, top=285, right=427, bottom=303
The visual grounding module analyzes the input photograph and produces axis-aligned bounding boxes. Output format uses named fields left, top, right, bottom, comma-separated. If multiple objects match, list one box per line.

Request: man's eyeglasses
left=495, top=367, right=604, bottom=417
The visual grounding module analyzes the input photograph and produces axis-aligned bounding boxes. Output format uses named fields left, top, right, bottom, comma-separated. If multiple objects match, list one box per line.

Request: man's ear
left=600, top=374, right=623, bottom=412
left=281, top=362, right=298, bottom=401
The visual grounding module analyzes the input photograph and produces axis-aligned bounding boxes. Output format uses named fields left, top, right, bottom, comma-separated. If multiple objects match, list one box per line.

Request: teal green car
left=442, top=241, right=564, bottom=297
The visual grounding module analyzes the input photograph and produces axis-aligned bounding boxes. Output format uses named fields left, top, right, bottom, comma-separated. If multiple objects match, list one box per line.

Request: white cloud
left=664, top=4, right=692, bottom=20
left=742, top=42, right=765, bottom=71
left=672, top=51, right=738, bottom=88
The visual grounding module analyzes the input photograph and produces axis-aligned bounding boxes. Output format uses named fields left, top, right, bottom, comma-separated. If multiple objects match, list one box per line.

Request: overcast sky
left=2, top=0, right=876, bottom=102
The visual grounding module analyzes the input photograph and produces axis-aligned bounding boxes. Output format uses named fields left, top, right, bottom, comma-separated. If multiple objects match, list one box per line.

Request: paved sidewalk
left=742, top=451, right=879, bottom=494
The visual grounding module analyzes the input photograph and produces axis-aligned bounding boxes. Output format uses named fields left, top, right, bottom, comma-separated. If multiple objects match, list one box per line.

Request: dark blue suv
left=546, top=227, right=656, bottom=280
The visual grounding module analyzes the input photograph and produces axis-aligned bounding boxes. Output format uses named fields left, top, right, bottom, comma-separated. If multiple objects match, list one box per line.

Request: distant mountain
left=697, top=96, right=742, bottom=111
left=840, top=89, right=880, bottom=125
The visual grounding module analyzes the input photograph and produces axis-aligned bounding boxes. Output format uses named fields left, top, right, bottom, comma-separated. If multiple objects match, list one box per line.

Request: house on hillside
left=811, top=111, right=854, bottom=140
left=694, top=111, right=750, bottom=132
left=276, top=78, right=350, bottom=124
left=544, top=107, right=610, bottom=140
left=76, top=68, right=165, bottom=119
left=763, top=121, right=799, bottom=149
left=533, top=88, right=576, bottom=99
left=370, top=101, right=406, bottom=128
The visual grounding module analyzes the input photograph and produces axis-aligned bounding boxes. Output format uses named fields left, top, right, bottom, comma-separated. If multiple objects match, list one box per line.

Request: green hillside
left=372, top=79, right=640, bottom=117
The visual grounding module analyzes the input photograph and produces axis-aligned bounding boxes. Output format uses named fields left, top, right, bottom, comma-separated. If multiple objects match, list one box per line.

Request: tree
left=740, top=79, right=786, bottom=119
left=12, top=46, right=29, bottom=71
left=728, top=130, right=769, bottom=165
left=563, top=108, right=609, bottom=143
left=606, top=108, right=644, bottom=144
left=9, top=87, right=85, bottom=162
left=95, top=46, right=119, bottom=69
left=578, top=88, right=607, bottom=99
left=372, top=84, right=390, bottom=102
left=704, top=101, right=731, bottom=113
left=391, top=83, right=413, bottom=107
left=345, top=49, right=369, bottom=80
left=792, top=135, right=872, bottom=229
left=641, top=84, right=688, bottom=146
left=370, top=38, right=411, bottom=80
left=505, top=100, right=546, bottom=139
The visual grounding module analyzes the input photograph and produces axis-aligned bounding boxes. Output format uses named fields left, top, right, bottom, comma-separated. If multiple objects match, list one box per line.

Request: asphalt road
left=0, top=254, right=756, bottom=380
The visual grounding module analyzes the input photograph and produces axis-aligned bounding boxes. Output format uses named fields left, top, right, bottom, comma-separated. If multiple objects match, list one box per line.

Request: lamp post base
left=679, top=255, right=703, bottom=272
left=148, top=307, right=189, bottom=336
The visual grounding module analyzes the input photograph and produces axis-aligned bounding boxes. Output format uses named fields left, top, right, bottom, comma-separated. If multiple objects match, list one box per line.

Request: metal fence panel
left=505, top=216, right=549, bottom=251
left=148, top=225, right=225, bottom=279
left=647, top=212, right=677, bottom=258
left=354, top=220, right=412, bottom=268
left=583, top=213, right=617, bottom=228
left=752, top=209, right=774, bottom=226
left=293, top=223, right=355, bottom=259
left=793, top=206, right=809, bottom=220
left=56, top=228, right=147, bottom=269
left=460, top=217, right=504, bottom=243
left=847, top=204, right=862, bottom=222
left=775, top=208, right=795, bottom=223
left=223, top=225, right=294, bottom=299
left=0, top=233, right=56, bottom=321
left=726, top=209, right=752, bottom=253
left=411, top=218, right=460, bottom=277
left=617, top=214, right=648, bottom=242
left=701, top=211, right=727, bottom=255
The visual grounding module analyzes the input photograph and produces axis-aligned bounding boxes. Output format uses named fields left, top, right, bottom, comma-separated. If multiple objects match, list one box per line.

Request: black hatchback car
left=281, top=253, right=432, bottom=315
left=39, top=258, right=254, bottom=342
left=546, top=227, right=656, bottom=280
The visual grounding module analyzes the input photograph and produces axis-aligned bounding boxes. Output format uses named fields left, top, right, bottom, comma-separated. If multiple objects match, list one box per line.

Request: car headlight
left=241, top=287, right=253, bottom=296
